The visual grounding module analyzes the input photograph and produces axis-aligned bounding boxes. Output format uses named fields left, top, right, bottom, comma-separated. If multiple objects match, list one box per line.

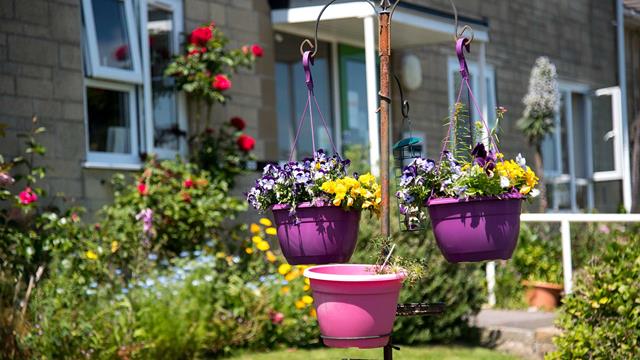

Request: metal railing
left=485, top=213, right=640, bottom=306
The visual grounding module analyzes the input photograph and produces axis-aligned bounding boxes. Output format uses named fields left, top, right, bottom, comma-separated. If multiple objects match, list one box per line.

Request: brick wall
left=0, top=0, right=86, bottom=206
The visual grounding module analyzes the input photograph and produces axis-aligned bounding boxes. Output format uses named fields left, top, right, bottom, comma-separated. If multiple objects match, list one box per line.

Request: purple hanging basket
left=271, top=203, right=361, bottom=265
left=427, top=196, right=522, bottom=263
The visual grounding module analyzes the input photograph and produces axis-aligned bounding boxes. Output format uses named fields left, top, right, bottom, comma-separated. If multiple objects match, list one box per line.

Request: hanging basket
left=272, top=203, right=361, bottom=265
left=304, top=264, right=405, bottom=348
left=427, top=196, right=522, bottom=262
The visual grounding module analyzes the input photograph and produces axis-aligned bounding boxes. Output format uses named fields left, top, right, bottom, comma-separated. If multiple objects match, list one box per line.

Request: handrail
left=485, top=212, right=640, bottom=306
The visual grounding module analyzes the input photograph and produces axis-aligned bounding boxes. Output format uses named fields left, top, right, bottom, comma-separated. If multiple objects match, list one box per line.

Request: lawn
left=229, top=345, right=519, bottom=360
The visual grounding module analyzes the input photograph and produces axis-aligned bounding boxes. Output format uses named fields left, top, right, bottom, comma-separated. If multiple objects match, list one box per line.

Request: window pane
left=340, top=47, right=369, bottom=155
left=148, top=6, right=179, bottom=151
left=571, top=93, right=589, bottom=179
left=594, top=180, right=623, bottom=212
left=275, top=33, right=333, bottom=160
left=559, top=93, right=570, bottom=174
left=541, top=134, right=559, bottom=175
left=592, top=94, right=616, bottom=172
left=87, top=87, right=131, bottom=153
left=91, top=0, right=133, bottom=70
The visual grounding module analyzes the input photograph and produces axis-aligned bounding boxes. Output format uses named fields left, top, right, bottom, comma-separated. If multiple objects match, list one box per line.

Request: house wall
left=392, top=0, right=619, bottom=159
left=0, top=0, right=276, bottom=216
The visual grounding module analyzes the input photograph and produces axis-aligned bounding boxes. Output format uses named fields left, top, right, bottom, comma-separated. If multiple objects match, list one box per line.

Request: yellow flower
left=295, top=300, right=306, bottom=309
left=216, top=251, right=226, bottom=258
left=303, top=284, right=310, bottom=291
left=252, top=235, right=263, bottom=244
left=520, top=185, right=532, bottom=195
left=259, top=218, right=272, bottom=227
left=346, top=197, right=354, bottom=207
left=278, top=264, right=292, bottom=275
left=280, top=286, right=290, bottom=294
left=302, top=295, right=314, bottom=304
left=85, top=250, right=98, bottom=260
left=310, top=308, right=317, bottom=318
left=358, top=173, right=375, bottom=186
left=110, top=241, right=119, bottom=253
left=304, top=277, right=310, bottom=285
left=256, top=241, right=270, bottom=251
left=332, top=197, right=342, bottom=206
left=321, top=180, right=336, bottom=194
left=265, top=227, right=277, bottom=236
left=250, top=223, right=261, bottom=233
left=245, top=247, right=254, bottom=254
left=496, top=152, right=504, bottom=159
left=265, top=250, right=276, bottom=262
left=285, top=270, right=299, bottom=282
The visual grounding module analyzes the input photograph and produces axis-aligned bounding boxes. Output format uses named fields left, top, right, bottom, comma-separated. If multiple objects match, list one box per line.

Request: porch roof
left=270, top=1, right=490, bottom=48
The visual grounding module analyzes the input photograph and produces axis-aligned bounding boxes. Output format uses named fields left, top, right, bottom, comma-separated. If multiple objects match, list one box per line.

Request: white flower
left=516, top=153, right=527, bottom=169
left=500, top=176, right=511, bottom=188
left=529, top=188, right=540, bottom=198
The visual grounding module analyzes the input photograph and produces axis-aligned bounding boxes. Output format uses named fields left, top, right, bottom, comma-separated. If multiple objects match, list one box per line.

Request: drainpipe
left=617, top=0, right=633, bottom=212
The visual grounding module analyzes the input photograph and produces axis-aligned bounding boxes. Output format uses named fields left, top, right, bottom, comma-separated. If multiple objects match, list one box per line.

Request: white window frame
left=592, top=86, right=624, bottom=182
left=81, top=0, right=144, bottom=84
left=447, top=57, right=497, bottom=130
left=84, top=78, right=140, bottom=165
left=140, top=0, right=187, bottom=158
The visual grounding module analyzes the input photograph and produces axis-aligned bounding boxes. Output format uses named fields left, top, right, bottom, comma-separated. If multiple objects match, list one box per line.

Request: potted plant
left=513, top=225, right=564, bottom=310
left=247, top=149, right=381, bottom=265
left=396, top=105, right=540, bottom=262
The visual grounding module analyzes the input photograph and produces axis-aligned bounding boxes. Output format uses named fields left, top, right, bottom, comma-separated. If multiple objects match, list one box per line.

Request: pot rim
left=304, top=264, right=406, bottom=282
left=521, top=280, right=564, bottom=290
left=272, top=201, right=362, bottom=211
left=427, top=194, right=523, bottom=206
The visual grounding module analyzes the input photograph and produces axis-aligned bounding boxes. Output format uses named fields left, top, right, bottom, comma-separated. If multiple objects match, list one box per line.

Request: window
left=541, top=83, right=625, bottom=212
left=447, top=58, right=497, bottom=130
left=81, top=0, right=185, bottom=166
left=81, top=0, right=143, bottom=83
left=339, top=45, right=370, bottom=158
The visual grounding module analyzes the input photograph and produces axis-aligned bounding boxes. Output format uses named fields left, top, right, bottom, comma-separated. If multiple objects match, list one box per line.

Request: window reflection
left=91, top=0, right=133, bottom=70
left=87, top=87, right=131, bottom=153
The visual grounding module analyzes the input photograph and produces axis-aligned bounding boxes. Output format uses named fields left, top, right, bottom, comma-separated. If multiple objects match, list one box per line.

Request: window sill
left=83, top=161, right=143, bottom=171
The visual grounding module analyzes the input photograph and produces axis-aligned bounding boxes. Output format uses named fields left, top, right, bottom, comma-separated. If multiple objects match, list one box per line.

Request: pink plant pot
left=272, top=203, right=361, bottom=265
left=304, top=264, right=405, bottom=349
left=427, top=197, right=522, bottom=263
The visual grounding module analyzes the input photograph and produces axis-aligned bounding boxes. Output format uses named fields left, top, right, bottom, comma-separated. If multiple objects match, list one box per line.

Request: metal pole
left=379, top=1, right=391, bottom=239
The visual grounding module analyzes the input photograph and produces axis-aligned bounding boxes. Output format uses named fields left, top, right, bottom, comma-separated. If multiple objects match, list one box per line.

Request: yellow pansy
left=265, top=227, right=277, bottom=235
left=346, top=197, right=354, bottom=207
left=245, top=247, right=254, bottom=254
left=259, top=218, right=272, bottom=227
left=358, top=173, right=375, bottom=186
left=285, top=270, right=299, bottom=282
left=295, top=300, right=306, bottom=309
left=278, top=264, right=292, bottom=275
left=310, top=308, right=317, bottom=318
left=303, top=284, right=310, bottom=291
left=111, top=241, right=119, bottom=253
left=256, top=241, right=270, bottom=251
left=265, top=250, right=277, bottom=262
left=304, top=278, right=310, bottom=285
left=321, top=180, right=336, bottom=194
left=252, top=235, right=263, bottom=244
left=520, top=185, right=532, bottom=195
left=280, top=286, right=290, bottom=294
left=302, top=295, right=314, bottom=304
left=250, top=223, right=261, bottom=233
left=85, top=250, right=98, bottom=260
left=332, top=197, right=342, bottom=206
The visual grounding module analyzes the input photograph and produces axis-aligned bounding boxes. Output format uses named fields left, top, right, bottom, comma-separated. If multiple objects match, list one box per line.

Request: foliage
left=517, top=57, right=560, bottom=145
left=547, top=231, right=640, bottom=359
left=96, top=156, right=246, bottom=264
left=0, top=119, right=87, bottom=358
left=396, top=106, right=539, bottom=229
left=353, top=216, right=485, bottom=344
left=165, top=22, right=261, bottom=104
left=511, top=224, right=563, bottom=284
left=247, top=150, right=381, bottom=215
left=191, top=116, right=256, bottom=186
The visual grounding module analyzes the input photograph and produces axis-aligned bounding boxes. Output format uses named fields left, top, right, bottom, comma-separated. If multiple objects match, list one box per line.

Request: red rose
left=269, top=311, right=284, bottom=325
left=237, top=134, right=255, bottom=152
left=189, top=26, right=212, bottom=47
left=251, top=44, right=264, bottom=57
left=212, top=74, right=231, bottom=91
left=188, top=47, right=206, bottom=57
left=230, top=116, right=246, bottom=131
left=18, top=187, right=37, bottom=205
left=242, top=45, right=250, bottom=55
left=183, top=178, right=194, bottom=188
left=137, top=183, right=148, bottom=196
left=114, top=45, right=129, bottom=61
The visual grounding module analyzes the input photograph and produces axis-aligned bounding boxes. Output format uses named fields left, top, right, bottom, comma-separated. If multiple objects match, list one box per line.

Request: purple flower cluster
left=471, top=143, right=497, bottom=173
left=395, top=157, right=437, bottom=230
left=247, top=150, right=350, bottom=212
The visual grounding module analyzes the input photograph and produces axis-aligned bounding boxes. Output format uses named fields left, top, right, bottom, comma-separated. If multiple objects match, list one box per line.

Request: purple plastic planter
left=427, top=196, right=522, bottom=263
left=304, top=264, right=406, bottom=348
left=271, top=203, right=361, bottom=265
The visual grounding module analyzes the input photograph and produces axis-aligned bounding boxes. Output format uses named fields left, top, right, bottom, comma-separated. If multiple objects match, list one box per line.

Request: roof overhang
left=271, top=1, right=489, bottom=48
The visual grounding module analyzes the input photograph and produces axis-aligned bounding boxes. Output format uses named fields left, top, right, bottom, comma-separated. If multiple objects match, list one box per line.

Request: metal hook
left=449, top=0, right=474, bottom=45
left=300, top=0, right=380, bottom=57
left=393, top=74, right=409, bottom=119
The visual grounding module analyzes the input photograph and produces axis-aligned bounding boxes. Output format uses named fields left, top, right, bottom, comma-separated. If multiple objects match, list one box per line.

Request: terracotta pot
left=522, top=280, right=563, bottom=311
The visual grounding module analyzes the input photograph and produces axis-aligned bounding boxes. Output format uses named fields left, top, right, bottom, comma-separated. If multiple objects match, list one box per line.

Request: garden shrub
left=353, top=215, right=485, bottom=344
left=547, top=231, right=640, bottom=359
